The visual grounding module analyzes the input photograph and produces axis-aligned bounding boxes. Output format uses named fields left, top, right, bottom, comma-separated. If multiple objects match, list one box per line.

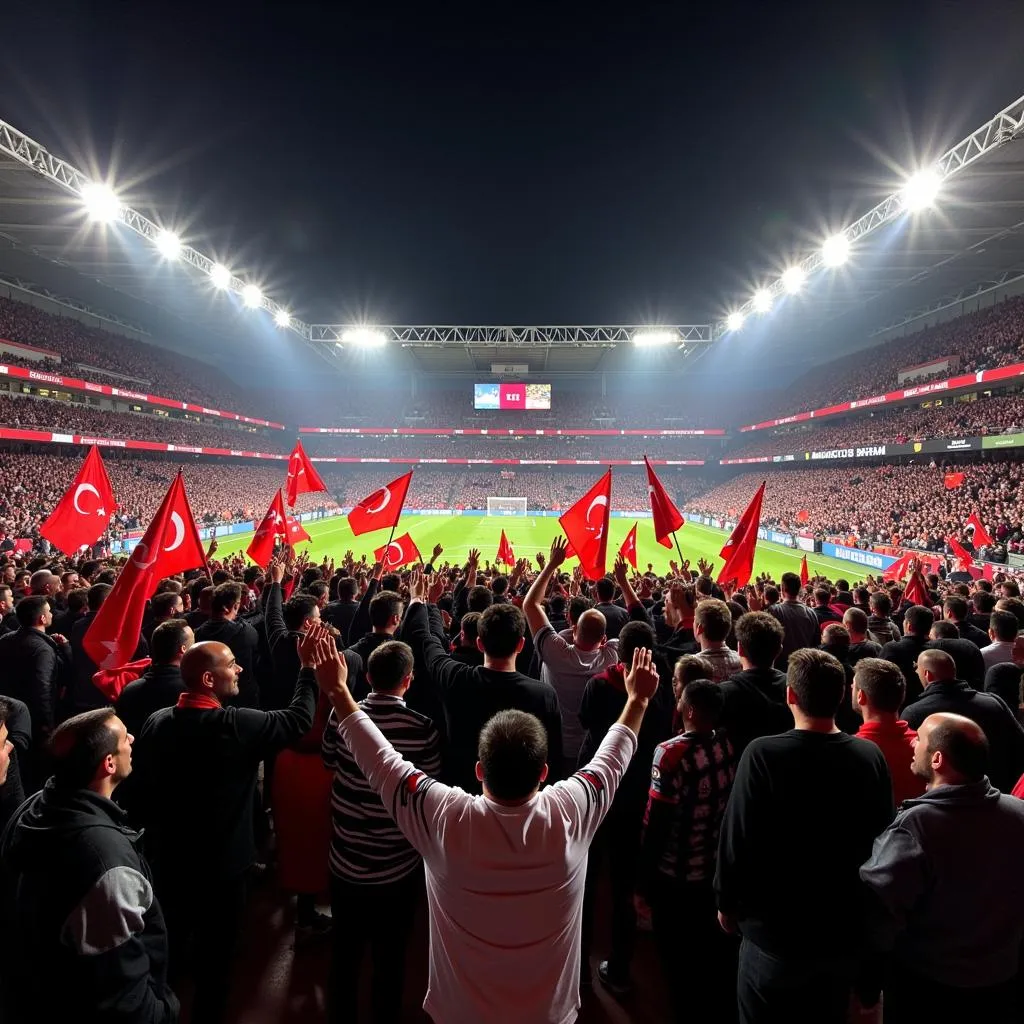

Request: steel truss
left=308, top=324, right=712, bottom=346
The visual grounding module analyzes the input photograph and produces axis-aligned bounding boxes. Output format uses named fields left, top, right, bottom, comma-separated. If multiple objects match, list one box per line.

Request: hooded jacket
left=718, top=666, right=791, bottom=755
left=861, top=779, right=1024, bottom=988
left=0, top=781, right=178, bottom=1024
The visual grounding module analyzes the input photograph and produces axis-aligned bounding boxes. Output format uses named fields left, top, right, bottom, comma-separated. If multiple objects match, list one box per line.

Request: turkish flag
left=84, top=472, right=206, bottom=670
left=796, top=509, right=810, bottom=524
left=904, top=568, right=931, bottom=608
left=644, top=456, right=684, bottom=549
left=944, top=472, right=966, bottom=491
left=882, top=552, right=914, bottom=581
left=348, top=471, right=413, bottom=536
left=285, top=440, right=328, bottom=507
left=497, top=529, right=515, bottom=567
left=374, top=532, right=421, bottom=570
left=40, top=445, right=116, bottom=555
left=799, top=554, right=809, bottom=586
left=287, top=514, right=311, bottom=545
left=717, top=481, right=765, bottom=589
left=966, top=512, right=993, bottom=548
left=559, top=470, right=612, bottom=581
left=247, top=490, right=288, bottom=565
left=983, top=562, right=995, bottom=581
left=948, top=536, right=973, bottom=569
left=619, top=522, right=638, bottom=569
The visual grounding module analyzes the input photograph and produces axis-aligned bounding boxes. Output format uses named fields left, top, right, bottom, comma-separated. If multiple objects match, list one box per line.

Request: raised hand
left=312, top=633, right=350, bottom=703
left=432, top=543, right=444, bottom=562
left=536, top=551, right=546, bottom=569
left=697, top=557, right=714, bottom=577
left=269, top=558, right=285, bottom=584
left=549, top=535, right=569, bottom=568
left=427, top=572, right=446, bottom=604
left=624, top=647, right=659, bottom=702
left=408, top=568, right=426, bottom=602
left=467, top=548, right=480, bottom=568
left=614, top=554, right=629, bottom=585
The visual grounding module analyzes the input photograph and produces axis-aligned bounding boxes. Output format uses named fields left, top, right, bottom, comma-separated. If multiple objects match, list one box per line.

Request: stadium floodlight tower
left=631, top=328, right=676, bottom=347
left=209, top=263, right=232, bottom=289
left=341, top=327, right=388, bottom=347
left=80, top=182, right=121, bottom=223
left=242, top=284, right=263, bottom=308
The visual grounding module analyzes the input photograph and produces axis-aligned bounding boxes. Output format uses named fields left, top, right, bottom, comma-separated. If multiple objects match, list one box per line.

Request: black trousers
left=160, top=870, right=247, bottom=1024
left=329, top=867, right=423, bottom=1024
left=884, top=971, right=1018, bottom=1024
left=649, top=877, right=738, bottom=1024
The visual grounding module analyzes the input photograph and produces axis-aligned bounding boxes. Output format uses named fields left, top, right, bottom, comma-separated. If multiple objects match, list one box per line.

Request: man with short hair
left=812, top=587, right=842, bottom=628
left=0, top=582, right=17, bottom=635
left=593, top=575, right=629, bottom=640
left=867, top=591, right=901, bottom=645
left=183, top=585, right=213, bottom=630
left=143, top=591, right=184, bottom=643
left=861, top=713, right=1024, bottom=1022
left=715, top=648, right=893, bottom=1024
left=693, top=598, right=743, bottom=682
left=927, top=620, right=986, bottom=689
left=943, top=595, right=989, bottom=648
left=903, top=648, right=1024, bottom=792
left=195, top=581, right=261, bottom=707
left=450, top=610, right=484, bottom=666
left=880, top=604, right=934, bottom=705
left=322, top=639, right=441, bottom=1024
left=766, top=572, right=821, bottom=666
left=0, top=708, right=178, bottom=1023
left=982, top=609, right=1019, bottom=671
left=843, top=606, right=882, bottom=665
left=314, top=624, right=661, bottom=1024
left=51, top=586, right=89, bottom=639
left=852, top=658, right=925, bottom=805
left=323, top=575, right=359, bottom=644
left=116, top=619, right=193, bottom=739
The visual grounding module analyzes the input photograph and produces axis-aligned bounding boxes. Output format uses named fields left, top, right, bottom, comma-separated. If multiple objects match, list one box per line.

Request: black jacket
left=848, top=639, right=882, bottom=665
left=0, top=627, right=71, bottom=742
left=193, top=617, right=261, bottom=707
left=902, top=680, right=1024, bottom=792
left=953, top=619, right=990, bottom=650
left=593, top=601, right=629, bottom=640
left=880, top=634, right=930, bottom=706
left=0, top=782, right=178, bottom=1024
left=71, top=612, right=148, bottom=713
left=925, top=638, right=986, bottom=690
left=115, top=665, right=186, bottom=740
left=322, top=598, right=359, bottom=645
left=719, top=667, right=791, bottom=755
left=0, top=610, right=18, bottom=636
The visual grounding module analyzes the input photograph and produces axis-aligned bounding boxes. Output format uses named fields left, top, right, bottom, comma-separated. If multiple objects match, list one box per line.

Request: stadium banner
left=982, top=432, right=1024, bottom=450
left=300, top=426, right=726, bottom=436
left=721, top=436, right=984, bottom=465
left=0, top=362, right=285, bottom=428
left=309, top=456, right=706, bottom=466
left=796, top=535, right=816, bottom=552
left=738, top=361, right=1024, bottom=433
left=821, top=542, right=898, bottom=571
left=0, top=427, right=289, bottom=459
left=1007, top=553, right=1024, bottom=569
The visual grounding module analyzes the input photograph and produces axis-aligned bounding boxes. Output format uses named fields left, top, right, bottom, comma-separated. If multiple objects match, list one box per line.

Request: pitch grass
left=212, top=514, right=870, bottom=584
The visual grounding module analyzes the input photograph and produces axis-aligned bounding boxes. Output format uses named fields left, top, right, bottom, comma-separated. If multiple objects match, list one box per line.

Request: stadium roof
left=0, top=94, right=1023, bottom=375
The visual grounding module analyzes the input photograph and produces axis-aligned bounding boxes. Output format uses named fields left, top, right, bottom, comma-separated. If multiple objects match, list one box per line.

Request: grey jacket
left=860, top=779, right=1024, bottom=988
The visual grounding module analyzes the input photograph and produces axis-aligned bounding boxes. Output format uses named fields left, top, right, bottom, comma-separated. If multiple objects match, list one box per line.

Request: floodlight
left=81, top=182, right=121, bottom=223
left=726, top=311, right=745, bottom=331
left=242, top=284, right=262, bottom=308
left=341, top=327, right=387, bottom=347
left=752, top=289, right=773, bottom=314
left=210, top=263, right=232, bottom=289
left=155, top=230, right=182, bottom=260
left=822, top=233, right=850, bottom=267
left=274, top=309, right=292, bottom=328
left=782, top=266, right=806, bottom=293
left=631, top=329, right=675, bottom=346
left=902, top=168, right=942, bottom=211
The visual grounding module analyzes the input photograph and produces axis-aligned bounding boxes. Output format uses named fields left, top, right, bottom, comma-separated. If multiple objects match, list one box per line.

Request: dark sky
left=3, top=0, right=1024, bottom=327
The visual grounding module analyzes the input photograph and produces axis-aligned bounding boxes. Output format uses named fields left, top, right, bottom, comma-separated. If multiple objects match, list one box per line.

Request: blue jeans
left=737, top=938, right=855, bottom=1024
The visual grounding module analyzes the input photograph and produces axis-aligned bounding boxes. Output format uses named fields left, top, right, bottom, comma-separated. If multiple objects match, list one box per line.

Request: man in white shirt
left=981, top=609, right=1018, bottom=672
left=308, top=597, right=660, bottom=1024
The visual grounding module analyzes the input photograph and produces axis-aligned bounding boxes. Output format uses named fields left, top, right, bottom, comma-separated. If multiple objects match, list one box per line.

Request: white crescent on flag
left=130, top=541, right=158, bottom=570
left=73, top=482, right=102, bottom=516
left=586, top=494, right=608, bottom=539
left=366, top=487, right=392, bottom=515
left=164, top=512, right=185, bottom=552
left=386, top=540, right=403, bottom=566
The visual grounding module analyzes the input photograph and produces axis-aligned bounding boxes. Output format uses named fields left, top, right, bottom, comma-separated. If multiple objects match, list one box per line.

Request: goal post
left=486, top=497, right=528, bottom=517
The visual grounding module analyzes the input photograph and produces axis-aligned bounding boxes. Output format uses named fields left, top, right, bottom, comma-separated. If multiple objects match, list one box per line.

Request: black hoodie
left=718, top=666, right=792, bottom=755
left=0, top=782, right=178, bottom=1024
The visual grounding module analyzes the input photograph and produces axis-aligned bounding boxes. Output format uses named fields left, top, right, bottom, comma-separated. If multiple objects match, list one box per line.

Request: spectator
left=115, top=619, right=192, bottom=740
left=693, top=598, right=743, bottom=682
left=982, top=609, right=1019, bottom=671
left=766, top=572, right=820, bottom=666
left=593, top=575, right=629, bottom=639
left=194, top=582, right=261, bottom=708
left=880, top=605, right=934, bottom=706
left=943, top=595, right=989, bottom=648
left=843, top=606, right=882, bottom=664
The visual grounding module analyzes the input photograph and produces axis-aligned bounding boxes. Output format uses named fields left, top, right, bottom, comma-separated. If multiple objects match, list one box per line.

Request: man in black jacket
left=131, top=632, right=319, bottom=1024
left=0, top=582, right=18, bottom=635
left=115, top=619, right=192, bottom=739
left=943, top=595, right=989, bottom=649
left=322, top=575, right=359, bottom=643
left=0, top=708, right=178, bottom=1024
left=719, top=612, right=790, bottom=755
left=402, top=572, right=564, bottom=792
left=880, top=604, right=934, bottom=706
left=903, top=648, right=1024, bottom=792
left=593, top=576, right=629, bottom=640
left=195, top=582, right=261, bottom=707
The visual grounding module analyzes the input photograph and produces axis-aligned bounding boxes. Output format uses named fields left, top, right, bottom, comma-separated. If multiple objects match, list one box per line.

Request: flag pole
left=672, top=531, right=685, bottom=570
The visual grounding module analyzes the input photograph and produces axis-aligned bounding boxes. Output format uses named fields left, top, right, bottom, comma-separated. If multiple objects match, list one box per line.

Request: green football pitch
left=212, top=514, right=871, bottom=583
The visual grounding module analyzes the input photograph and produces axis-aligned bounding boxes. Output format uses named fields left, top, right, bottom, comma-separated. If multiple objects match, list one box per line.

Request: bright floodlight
left=782, top=266, right=806, bottom=293
left=632, top=328, right=675, bottom=347
left=274, top=309, right=292, bottom=328
left=822, top=233, right=850, bottom=267
left=341, top=327, right=387, bottom=347
left=155, top=230, right=182, bottom=260
left=242, top=285, right=262, bottom=308
left=726, top=311, right=745, bottom=331
left=902, top=168, right=942, bottom=211
left=210, top=263, right=232, bottom=289
left=81, top=182, right=121, bottom=223
left=752, top=289, right=773, bottom=313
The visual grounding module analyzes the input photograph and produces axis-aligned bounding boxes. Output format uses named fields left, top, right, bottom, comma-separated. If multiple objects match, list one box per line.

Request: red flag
left=799, top=554, right=809, bottom=586
left=644, top=456, right=684, bottom=549
left=374, top=532, right=421, bottom=570
left=348, top=471, right=413, bottom=536
left=966, top=512, right=992, bottom=549
left=285, top=440, right=328, bottom=507
left=286, top=514, right=311, bottom=545
left=882, top=552, right=913, bottom=582
left=904, top=568, right=930, bottom=608
left=84, top=473, right=205, bottom=671
left=944, top=472, right=965, bottom=491
left=948, top=536, right=973, bottom=570
left=496, top=529, right=515, bottom=567
left=559, top=470, right=612, bottom=581
left=40, top=445, right=116, bottom=555
left=796, top=509, right=810, bottom=525
left=983, top=562, right=995, bottom=581
left=564, top=542, right=577, bottom=560
left=247, top=490, right=288, bottom=566
left=717, top=481, right=765, bottom=589
left=619, top=522, right=638, bottom=569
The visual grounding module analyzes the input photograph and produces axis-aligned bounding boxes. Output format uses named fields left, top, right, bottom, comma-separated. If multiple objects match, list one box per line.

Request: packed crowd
left=1, top=532, right=1023, bottom=1024
left=687, top=463, right=1024, bottom=559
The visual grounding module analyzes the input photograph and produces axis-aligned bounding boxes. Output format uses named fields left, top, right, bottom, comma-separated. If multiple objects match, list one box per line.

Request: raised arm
left=263, top=560, right=288, bottom=649
left=523, top=536, right=568, bottom=637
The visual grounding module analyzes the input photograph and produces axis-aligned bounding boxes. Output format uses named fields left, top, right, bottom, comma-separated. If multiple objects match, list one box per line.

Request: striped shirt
left=322, top=692, right=442, bottom=884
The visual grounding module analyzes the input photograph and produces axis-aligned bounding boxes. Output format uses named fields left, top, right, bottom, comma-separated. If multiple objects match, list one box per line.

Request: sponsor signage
left=821, top=542, right=898, bottom=570
left=722, top=436, right=987, bottom=466
left=982, top=433, right=1024, bottom=450
left=300, top=426, right=726, bottom=436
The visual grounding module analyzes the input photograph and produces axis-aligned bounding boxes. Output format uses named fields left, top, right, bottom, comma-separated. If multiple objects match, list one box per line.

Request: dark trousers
left=650, top=877, right=738, bottom=1024
left=884, top=971, right=1018, bottom=1024
left=329, top=868, right=422, bottom=1024
left=160, top=870, right=247, bottom=1024
left=736, top=938, right=856, bottom=1024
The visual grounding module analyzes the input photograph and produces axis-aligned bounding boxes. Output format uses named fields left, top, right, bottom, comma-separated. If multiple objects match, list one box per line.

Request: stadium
left=4, top=18, right=1024, bottom=1024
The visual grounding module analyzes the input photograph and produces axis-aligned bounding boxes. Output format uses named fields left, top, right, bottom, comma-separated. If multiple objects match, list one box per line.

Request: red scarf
left=176, top=692, right=223, bottom=710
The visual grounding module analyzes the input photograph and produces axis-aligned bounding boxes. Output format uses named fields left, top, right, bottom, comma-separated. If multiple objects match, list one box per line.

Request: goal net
left=486, top=497, right=528, bottom=517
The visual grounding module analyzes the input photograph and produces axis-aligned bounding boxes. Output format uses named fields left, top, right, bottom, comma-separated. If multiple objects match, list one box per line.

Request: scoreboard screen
left=474, top=383, right=551, bottom=410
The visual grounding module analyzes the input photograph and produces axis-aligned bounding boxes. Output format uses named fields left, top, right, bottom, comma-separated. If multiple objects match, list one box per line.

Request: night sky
left=3, top=0, right=1024, bottom=328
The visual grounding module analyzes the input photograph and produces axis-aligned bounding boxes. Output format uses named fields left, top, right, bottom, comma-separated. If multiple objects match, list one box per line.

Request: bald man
left=131, top=636, right=318, bottom=1024
left=861, top=713, right=1024, bottom=1022
left=903, top=648, right=1024, bottom=792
